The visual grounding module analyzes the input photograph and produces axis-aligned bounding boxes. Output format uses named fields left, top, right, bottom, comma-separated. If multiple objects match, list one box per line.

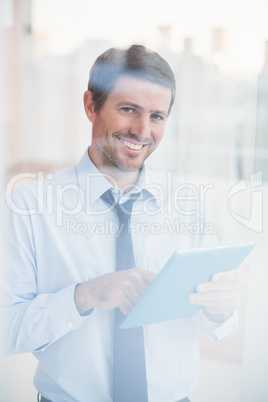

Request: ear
left=83, top=91, right=96, bottom=123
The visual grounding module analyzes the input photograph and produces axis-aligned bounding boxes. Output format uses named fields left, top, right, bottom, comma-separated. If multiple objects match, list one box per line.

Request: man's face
left=88, top=75, right=172, bottom=173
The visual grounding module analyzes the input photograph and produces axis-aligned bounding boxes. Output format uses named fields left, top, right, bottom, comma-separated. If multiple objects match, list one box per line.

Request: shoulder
left=5, top=165, right=77, bottom=212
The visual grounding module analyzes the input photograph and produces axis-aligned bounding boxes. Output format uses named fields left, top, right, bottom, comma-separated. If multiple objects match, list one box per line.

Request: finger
left=119, top=297, right=135, bottom=315
left=190, top=289, right=243, bottom=303
left=119, top=287, right=145, bottom=315
left=128, top=268, right=156, bottom=294
left=203, top=303, right=238, bottom=315
left=125, top=269, right=148, bottom=296
left=212, top=267, right=248, bottom=283
left=196, top=281, right=242, bottom=293
left=119, top=269, right=156, bottom=314
left=212, top=269, right=239, bottom=283
left=134, top=267, right=157, bottom=287
left=127, top=286, right=145, bottom=306
left=189, top=291, right=242, bottom=313
left=144, top=270, right=157, bottom=286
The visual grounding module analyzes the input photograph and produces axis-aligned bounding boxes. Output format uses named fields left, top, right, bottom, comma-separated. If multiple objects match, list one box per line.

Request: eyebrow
left=116, top=101, right=168, bottom=117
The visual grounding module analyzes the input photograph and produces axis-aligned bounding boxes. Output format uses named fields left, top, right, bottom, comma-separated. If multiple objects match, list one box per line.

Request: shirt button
left=112, top=189, right=118, bottom=194
left=67, top=322, right=74, bottom=329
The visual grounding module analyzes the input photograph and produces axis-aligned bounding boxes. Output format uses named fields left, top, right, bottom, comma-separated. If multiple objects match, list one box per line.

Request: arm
left=1, top=192, right=86, bottom=355
left=74, top=268, right=156, bottom=315
left=2, top=191, right=155, bottom=354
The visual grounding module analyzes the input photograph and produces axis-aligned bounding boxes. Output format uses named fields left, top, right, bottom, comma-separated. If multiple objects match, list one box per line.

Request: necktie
left=101, top=189, right=148, bottom=402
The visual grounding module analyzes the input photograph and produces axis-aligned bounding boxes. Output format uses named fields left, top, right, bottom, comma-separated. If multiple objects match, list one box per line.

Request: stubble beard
left=98, top=132, right=155, bottom=173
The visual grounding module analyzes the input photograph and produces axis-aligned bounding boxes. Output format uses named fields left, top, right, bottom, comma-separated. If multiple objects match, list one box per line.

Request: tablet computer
left=121, top=242, right=256, bottom=329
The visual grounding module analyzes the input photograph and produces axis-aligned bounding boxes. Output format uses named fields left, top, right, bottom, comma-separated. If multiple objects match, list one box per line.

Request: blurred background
left=0, top=0, right=267, bottom=401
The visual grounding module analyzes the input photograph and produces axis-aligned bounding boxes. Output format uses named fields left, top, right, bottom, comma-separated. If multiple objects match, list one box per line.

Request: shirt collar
left=75, top=148, right=159, bottom=207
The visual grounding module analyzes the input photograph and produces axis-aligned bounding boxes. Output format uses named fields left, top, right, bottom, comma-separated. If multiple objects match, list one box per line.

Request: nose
left=130, top=115, right=151, bottom=140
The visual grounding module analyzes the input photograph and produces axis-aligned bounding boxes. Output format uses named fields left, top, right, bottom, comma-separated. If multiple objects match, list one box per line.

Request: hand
left=189, top=267, right=248, bottom=316
left=74, top=267, right=156, bottom=316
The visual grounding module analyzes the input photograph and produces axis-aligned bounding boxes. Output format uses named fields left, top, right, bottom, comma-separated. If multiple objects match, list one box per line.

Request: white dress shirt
left=1, top=149, right=238, bottom=402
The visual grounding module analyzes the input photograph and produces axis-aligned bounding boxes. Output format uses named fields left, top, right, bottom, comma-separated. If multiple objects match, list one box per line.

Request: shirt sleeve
left=1, top=189, right=88, bottom=355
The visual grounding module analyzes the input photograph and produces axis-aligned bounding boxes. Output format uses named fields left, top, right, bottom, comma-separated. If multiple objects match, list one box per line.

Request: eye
left=122, top=107, right=133, bottom=113
left=151, top=114, right=164, bottom=121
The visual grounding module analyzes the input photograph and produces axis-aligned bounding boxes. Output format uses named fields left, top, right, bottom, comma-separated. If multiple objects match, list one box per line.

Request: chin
left=117, top=163, right=143, bottom=172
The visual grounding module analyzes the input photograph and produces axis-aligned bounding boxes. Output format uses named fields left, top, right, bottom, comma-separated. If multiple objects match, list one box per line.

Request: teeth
left=122, top=139, right=143, bottom=150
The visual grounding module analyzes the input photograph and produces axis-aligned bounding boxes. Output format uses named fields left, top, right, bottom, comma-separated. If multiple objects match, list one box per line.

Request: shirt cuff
left=46, top=283, right=89, bottom=338
left=193, top=309, right=239, bottom=341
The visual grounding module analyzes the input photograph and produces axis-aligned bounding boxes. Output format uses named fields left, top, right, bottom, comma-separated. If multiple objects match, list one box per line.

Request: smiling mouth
left=118, top=137, right=148, bottom=151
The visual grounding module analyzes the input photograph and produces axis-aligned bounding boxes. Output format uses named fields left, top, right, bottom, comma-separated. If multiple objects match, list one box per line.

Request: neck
left=110, top=170, right=140, bottom=193
left=88, top=148, right=141, bottom=192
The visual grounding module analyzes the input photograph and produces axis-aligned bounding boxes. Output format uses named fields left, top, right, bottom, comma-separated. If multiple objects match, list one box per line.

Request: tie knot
left=101, top=188, right=140, bottom=219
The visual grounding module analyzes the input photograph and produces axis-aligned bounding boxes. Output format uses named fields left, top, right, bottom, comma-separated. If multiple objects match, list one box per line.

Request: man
left=2, top=45, right=244, bottom=401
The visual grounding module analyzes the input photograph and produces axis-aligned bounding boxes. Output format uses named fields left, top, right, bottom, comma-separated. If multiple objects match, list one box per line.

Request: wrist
left=202, top=308, right=232, bottom=324
left=74, top=282, right=95, bottom=315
